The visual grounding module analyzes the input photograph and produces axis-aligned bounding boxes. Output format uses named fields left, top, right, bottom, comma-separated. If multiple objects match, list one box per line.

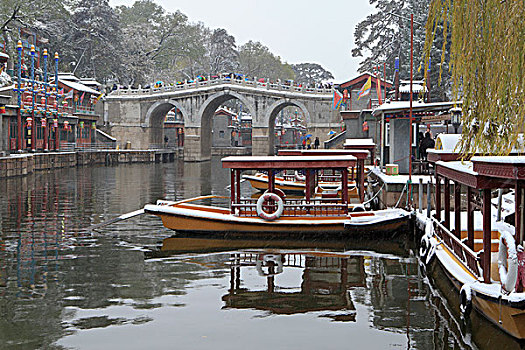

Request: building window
left=219, top=130, right=225, bottom=138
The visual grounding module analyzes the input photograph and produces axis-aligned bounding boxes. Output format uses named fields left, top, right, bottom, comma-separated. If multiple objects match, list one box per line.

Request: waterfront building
left=212, top=107, right=240, bottom=147
left=163, top=108, right=184, bottom=148
left=337, top=72, right=393, bottom=148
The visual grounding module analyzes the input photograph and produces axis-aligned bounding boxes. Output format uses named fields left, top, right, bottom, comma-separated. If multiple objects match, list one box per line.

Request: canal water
left=0, top=158, right=523, bottom=349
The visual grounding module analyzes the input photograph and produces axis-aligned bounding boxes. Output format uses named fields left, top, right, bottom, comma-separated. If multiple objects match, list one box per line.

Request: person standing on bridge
left=314, top=137, right=320, bottom=149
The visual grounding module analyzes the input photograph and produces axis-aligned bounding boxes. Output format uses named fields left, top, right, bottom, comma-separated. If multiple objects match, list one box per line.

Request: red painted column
left=305, top=169, right=311, bottom=203
left=235, top=169, right=241, bottom=205
left=435, top=172, right=441, bottom=221
left=454, top=181, right=461, bottom=238
left=230, top=169, right=235, bottom=214
left=444, top=179, right=450, bottom=229
left=43, top=121, right=48, bottom=151
left=342, top=168, right=349, bottom=213
left=516, top=182, right=523, bottom=245
left=358, top=159, right=365, bottom=203
left=482, top=189, right=492, bottom=283
left=466, top=187, right=474, bottom=250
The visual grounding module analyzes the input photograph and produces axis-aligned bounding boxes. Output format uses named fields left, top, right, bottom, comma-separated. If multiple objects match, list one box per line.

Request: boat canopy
left=278, top=149, right=369, bottom=160
left=222, top=155, right=357, bottom=170
left=434, top=156, right=525, bottom=284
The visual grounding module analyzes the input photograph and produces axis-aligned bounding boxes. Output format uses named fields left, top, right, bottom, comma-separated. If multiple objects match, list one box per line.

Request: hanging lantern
left=41, top=118, right=46, bottom=128
left=79, top=121, right=84, bottom=129
left=0, top=106, right=5, bottom=114
left=26, top=117, right=33, bottom=128
left=63, top=120, right=69, bottom=130
left=53, top=119, right=58, bottom=128
left=91, top=122, right=96, bottom=130
left=40, top=96, right=46, bottom=106
left=53, top=101, right=57, bottom=110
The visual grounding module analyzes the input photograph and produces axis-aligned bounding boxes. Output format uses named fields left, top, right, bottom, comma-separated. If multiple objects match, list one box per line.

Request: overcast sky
left=109, top=0, right=375, bottom=82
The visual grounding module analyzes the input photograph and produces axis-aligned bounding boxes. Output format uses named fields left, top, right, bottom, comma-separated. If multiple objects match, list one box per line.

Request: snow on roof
left=57, top=73, right=80, bottom=82
left=372, top=100, right=459, bottom=116
left=471, top=156, right=525, bottom=165
left=96, top=129, right=116, bottom=141
left=436, top=160, right=477, bottom=176
left=344, top=138, right=375, bottom=147
left=241, top=115, right=252, bottom=120
left=399, top=83, right=427, bottom=93
left=80, top=79, right=101, bottom=87
left=59, top=79, right=100, bottom=95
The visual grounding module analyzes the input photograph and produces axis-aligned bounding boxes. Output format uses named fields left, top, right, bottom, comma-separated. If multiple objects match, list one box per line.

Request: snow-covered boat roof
left=436, top=161, right=477, bottom=176
left=471, top=156, right=525, bottom=165
left=222, top=155, right=357, bottom=169
left=436, top=157, right=525, bottom=185
left=278, top=149, right=370, bottom=159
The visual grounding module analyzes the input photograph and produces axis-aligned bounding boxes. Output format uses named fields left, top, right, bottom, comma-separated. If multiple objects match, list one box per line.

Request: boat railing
left=432, top=217, right=480, bottom=278
left=233, top=198, right=348, bottom=217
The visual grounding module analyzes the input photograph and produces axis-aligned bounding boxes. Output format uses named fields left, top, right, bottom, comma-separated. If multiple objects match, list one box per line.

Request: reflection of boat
left=222, top=251, right=364, bottom=316
left=146, top=233, right=412, bottom=258
left=144, top=156, right=410, bottom=236
left=420, top=157, right=525, bottom=339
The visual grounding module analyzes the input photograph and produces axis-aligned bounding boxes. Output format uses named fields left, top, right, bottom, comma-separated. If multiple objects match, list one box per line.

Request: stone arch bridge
left=104, top=78, right=336, bottom=161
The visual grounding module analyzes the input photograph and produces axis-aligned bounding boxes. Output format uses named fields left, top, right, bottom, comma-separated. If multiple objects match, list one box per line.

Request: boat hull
left=426, top=237, right=525, bottom=339
left=144, top=203, right=410, bottom=237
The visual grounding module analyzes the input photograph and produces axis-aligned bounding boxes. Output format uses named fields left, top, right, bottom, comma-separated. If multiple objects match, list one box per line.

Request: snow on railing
left=109, top=76, right=333, bottom=97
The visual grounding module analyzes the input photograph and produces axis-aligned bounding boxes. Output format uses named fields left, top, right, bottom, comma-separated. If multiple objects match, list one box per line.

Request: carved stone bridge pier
left=104, top=78, right=336, bottom=161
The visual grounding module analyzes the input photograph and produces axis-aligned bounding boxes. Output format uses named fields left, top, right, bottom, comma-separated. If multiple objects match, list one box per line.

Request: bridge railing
left=109, top=76, right=333, bottom=97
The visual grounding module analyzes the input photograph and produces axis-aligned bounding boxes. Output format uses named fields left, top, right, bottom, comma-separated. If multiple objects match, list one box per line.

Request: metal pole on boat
left=426, top=179, right=431, bottom=218
left=408, top=13, right=414, bottom=207
left=497, top=188, right=503, bottom=221
left=419, top=178, right=423, bottom=213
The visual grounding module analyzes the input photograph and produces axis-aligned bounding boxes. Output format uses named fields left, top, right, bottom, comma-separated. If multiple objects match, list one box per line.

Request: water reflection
left=0, top=159, right=524, bottom=349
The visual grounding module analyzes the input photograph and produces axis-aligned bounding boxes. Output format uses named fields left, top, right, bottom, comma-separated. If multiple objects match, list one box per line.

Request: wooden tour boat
left=144, top=155, right=410, bottom=236
left=419, top=156, right=525, bottom=339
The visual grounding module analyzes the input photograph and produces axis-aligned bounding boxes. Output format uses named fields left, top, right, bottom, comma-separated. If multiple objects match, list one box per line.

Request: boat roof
left=222, top=155, right=356, bottom=169
left=436, top=158, right=525, bottom=188
left=278, top=149, right=369, bottom=159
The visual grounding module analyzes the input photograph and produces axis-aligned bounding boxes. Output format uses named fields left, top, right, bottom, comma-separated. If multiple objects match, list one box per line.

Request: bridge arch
left=265, top=99, right=311, bottom=155
left=198, top=90, right=257, bottom=160
left=144, top=99, right=189, bottom=147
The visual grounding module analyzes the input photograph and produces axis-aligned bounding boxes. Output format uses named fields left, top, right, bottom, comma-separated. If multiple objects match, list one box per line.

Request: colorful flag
left=332, top=89, right=343, bottom=110
left=93, top=92, right=103, bottom=105
left=79, top=92, right=85, bottom=104
left=376, top=74, right=383, bottom=105
left=64, top=89, right=73, bottom=100
left=59, top=88, right=64, bottom=95
left=357, top=76, right=372, bottom=100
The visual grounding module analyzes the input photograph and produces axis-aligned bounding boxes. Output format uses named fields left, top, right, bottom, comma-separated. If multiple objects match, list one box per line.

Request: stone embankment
left=0, top=150, right=176, bottom=178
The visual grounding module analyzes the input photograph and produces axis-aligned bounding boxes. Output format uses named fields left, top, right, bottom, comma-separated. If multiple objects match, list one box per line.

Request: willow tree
left=423, top=0, right=525, bottom=155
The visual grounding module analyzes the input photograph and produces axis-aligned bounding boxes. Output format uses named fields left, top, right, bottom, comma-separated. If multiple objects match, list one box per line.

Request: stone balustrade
left=109, top=76, right=333, bottom=97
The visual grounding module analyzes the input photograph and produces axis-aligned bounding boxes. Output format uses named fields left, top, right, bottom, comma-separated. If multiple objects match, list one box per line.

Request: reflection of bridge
left=104, top=78, right=336, bottom=161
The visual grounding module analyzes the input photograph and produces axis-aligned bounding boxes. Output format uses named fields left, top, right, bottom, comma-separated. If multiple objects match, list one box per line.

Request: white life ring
left=256, top=192, right=284, bottom=221
left=294, top=171, right=306, bottom=182
left=459, top=284, right=472, bottom=317
left=498, top=230, right=518, bottom=293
